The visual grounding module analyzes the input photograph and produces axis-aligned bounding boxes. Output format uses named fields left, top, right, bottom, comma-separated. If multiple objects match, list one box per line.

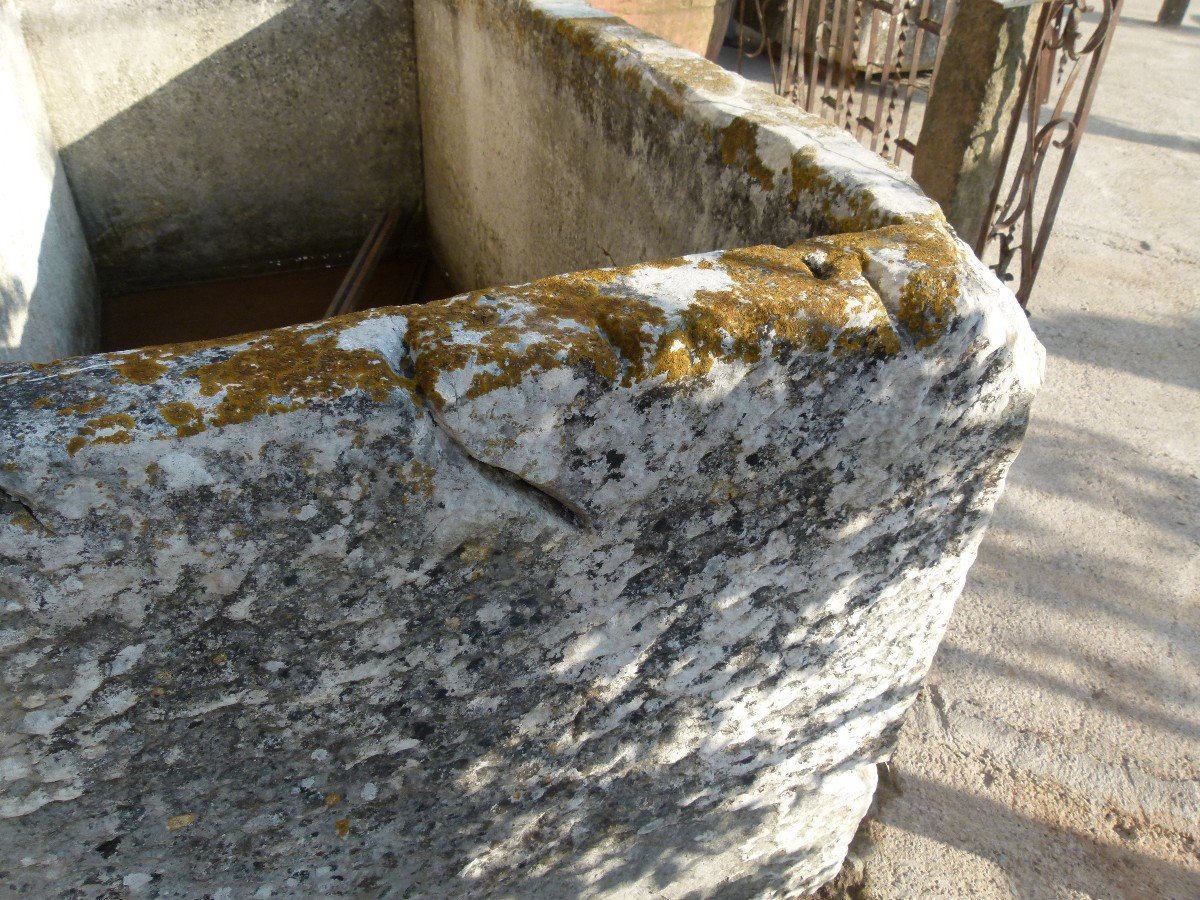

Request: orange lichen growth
left=404, top=240, right=914, bottom=408
left=56, top=395, right=106, bottom=417
left=719, top=118, right=776, bottom=192
left=786, top=147, right=906, bottom=235
left=812, top=218, right=963, bottom=348
left=159, top=401, right=206, bottom=438
left=43, top=316, right=411, bottom=451
left=114, top=353, right=169, bottom=385
left=648, top=244, right=901, bottom=381
left=65, top=412, right=137, bottom=456
left=31, top=226, right=957, bottom=453
left=405, top=263, right=673, bottom=404
left=183, top=324, right=410, bottom=428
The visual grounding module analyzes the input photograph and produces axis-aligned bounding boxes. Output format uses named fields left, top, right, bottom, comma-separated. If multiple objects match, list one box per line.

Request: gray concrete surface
left=835, top=0, right=1200, bottom=895
left=0, top=0, right=97, bottom=363
left=17, top=0, right=424, bottom=294
left=415, top=0, right=939, bottom=294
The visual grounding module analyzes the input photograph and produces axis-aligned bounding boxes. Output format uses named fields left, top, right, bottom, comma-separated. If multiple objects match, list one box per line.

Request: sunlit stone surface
left=0, top=221, right=1041, bottom=895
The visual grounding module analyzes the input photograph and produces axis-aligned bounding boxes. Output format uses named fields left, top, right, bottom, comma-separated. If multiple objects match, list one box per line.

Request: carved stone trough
left=0, top=0, right=1042, bottom=895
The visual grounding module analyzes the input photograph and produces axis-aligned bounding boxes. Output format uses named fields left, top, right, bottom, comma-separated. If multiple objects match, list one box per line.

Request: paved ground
left=826, top=1, right=1200, bottom=896
left=727, top=2, right=1199, bottom=895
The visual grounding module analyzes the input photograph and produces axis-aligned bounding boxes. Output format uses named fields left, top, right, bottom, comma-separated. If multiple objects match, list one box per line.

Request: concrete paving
left=832, top=0, right=1200, bottom=895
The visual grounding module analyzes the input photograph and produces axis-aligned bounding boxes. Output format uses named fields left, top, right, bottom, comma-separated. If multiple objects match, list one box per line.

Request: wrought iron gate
left=978, top=0, right=1124, bottom=306
left=731, top=0, right=1123, bottom=306
left=733, top=0, right=959, bottom=165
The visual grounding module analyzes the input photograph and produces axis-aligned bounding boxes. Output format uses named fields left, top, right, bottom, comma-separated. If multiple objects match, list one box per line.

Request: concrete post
left=1157, top=0, right=1189, bottom=25
left=912, top=0, right=1041, bottom=248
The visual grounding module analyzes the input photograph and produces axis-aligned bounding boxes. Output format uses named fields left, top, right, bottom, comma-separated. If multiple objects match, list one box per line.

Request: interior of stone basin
left=0, top=0, right=950, bottom=366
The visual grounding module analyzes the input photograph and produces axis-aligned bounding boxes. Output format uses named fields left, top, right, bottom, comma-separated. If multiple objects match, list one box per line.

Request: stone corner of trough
left=0, top=4, right=1044, bottom=895
left=0, top=231, right=1041, bottom=893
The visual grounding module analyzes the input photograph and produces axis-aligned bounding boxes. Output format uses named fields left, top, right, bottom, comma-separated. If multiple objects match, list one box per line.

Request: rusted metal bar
left=978, top=0, right=1124, bottom=306
left=855, top=7, right=884, bottom=140
left=790, top=0, right=813, bottom=98
left=325, top=206, right=405, bottom=319
left=1022, top=0, right=1122, bottom=304
left=821, top=0, right=843, bottom=114
left=835, top=0, right=861, bottom=129
left=779, top=0, right=800, bottom=93
left=895, top=0, right=936, bottom=162
left=731, top=0, right=955, bottom=169
left=868, top=0, right=906, bottom=152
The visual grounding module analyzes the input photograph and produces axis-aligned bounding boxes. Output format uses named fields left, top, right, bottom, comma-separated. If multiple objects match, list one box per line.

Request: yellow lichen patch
left=159, top=401, right=205, bottom=438
left=88, top=413, right=136, bottom=445
left=56, top=395, right=107, bottom=417
left=719, top=118, right=776, bottom=192
left=459, top=543, right=491, bottom=565
left=709, top=479, right=740, bottom=504
left=405, top=242, right=915, bottom=407
left=114, top=352, right=169, bottom=385
left=324, top=793, right=340, bottom=809
left=811, top=218, right=963, bottom=348
left=185, top=322, right=412, bottom=429
left=404, top=265, right=668, bottom=403
left=788, top=147, right=902, bottom=235
left=549, top=14, right=639, bottom=86
left=397, top=460, right=436, bottom=502
left=651, top=55, right=740, bottom=99
left=65, top=412, right=137, bottom=456
left=88, top=316, right=415, bottom=436
left=648, top=244, right=901, bottom=380
left=8, top=511, right=40, bottom=534
left=166, top=813, right=195, bottom=831
left=335, top=817, right=350, bottom=839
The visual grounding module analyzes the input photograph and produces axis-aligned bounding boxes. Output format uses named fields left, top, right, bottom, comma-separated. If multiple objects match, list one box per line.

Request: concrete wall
left=415, top=0, right=941, bottom=292
left=17, top=0, right=424, bottom=294
left=0, top=0, right=97, bottom=364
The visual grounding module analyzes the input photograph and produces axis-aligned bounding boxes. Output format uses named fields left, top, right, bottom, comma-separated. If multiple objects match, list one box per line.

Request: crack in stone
left=388, top=333, right=590, bottom=533
left=427, top=404, right=590, bottom=532
left=0, top=481, right=51, bottom=534
left=849, top=250, right=912, bottom=351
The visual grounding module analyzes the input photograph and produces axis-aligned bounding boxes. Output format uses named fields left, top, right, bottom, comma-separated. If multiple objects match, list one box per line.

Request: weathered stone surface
left=0, top=0, right=97, bottom=364
left=0, top=217, right=1041, bottom=895
left=16, top=0, right=425, bottom=293
left=416, top=0, right=946, bottom=294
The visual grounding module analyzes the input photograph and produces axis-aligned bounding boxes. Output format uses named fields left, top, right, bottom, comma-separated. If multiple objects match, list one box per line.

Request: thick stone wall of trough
left=0, top=1, right=1044, bottom=894
left=0, top=0, right=96, bottom=364
left=0, top=225, right=1042, bottom=894
left=415, top=0, right=941, bottom=293
left=16, top=0, right=424, bottom=294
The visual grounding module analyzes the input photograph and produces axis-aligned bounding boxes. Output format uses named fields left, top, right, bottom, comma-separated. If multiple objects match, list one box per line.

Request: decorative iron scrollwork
left=979, top=0, right=1122, bottom=307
